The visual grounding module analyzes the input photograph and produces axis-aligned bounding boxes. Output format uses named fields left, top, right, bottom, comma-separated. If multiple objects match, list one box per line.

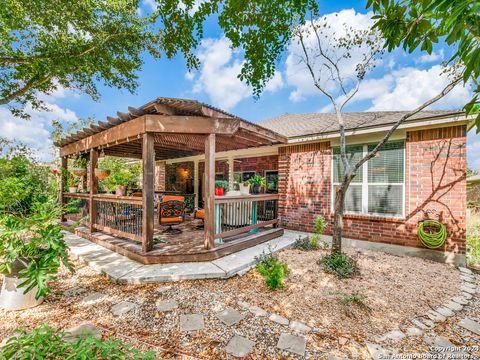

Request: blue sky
left=1, top=0, right=479, bottom=169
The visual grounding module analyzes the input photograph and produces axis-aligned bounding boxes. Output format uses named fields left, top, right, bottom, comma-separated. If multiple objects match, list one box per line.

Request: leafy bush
left=293, top=215, right=328, bottom=251
left=314, top=215, right=326, bottom=235
left=0, top=325, right=158, bottom=359
left=320, top=252, right=358, bottom=278
left=0, top=200, right=74, bottom=299
left=0, top=149, right=57, bottom=216
left=332, top=288, right=372, bottom=312
left=255, top=248, right=289, bottom=290
left=467, top=213, right=480, bottom=265
left=293, top=235, right=319, bottom=251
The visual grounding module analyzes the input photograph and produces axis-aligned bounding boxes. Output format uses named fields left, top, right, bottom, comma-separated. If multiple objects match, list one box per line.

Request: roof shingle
left=258, top=110, right=464, bottom=138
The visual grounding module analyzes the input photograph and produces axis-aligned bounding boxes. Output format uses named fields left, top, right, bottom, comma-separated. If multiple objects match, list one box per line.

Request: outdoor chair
left=193, top=208, right=205, bottom=229
left=158, top=195, right=185, bottom=234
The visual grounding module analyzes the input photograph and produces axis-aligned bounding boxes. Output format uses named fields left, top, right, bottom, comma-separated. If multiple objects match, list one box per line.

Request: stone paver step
left=179, top=314, right=204, bottom=332
left=225, top=335, right=255, bottom=357
left=276, top=333, right=306, bottom=356
left=156, top=300, right=178, bottom=312
left=216, top=308, right=244, bottom=326
left=111, top=301, right=137, bottom=316
left=458, top=318, right=480, bottom=336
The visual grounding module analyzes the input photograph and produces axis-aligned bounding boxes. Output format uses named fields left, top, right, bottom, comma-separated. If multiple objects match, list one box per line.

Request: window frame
left=331, top=141, right=406, bottom=218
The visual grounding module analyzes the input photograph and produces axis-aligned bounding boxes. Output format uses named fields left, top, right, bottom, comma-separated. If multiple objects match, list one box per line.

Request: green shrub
left=467, top=213, right=480, bottom=265
left=320, top=252, right=358, bottom=278
left=293, top=235, right=319, bottom=251
left=0, top=325, right=158, bottom=359
left=293, top=215, right=328, bottom=251
left=314, top=215, right=326, bottom=235
left=255, top=249, right=289, bottom=290
left=0, top=200, right=74, bottom=299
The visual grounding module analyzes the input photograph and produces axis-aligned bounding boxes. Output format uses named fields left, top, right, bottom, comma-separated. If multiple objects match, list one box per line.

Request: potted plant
left=71, top=155, right=88, bottom=177
left=0, top=201, right=74, bottom=310
left=248, top=175, right=265, bottom=194
left=239, top=181, right=250, bottom=195
left=62, top=169, right=79, bottom=193
left=215, top=180, right=229, bottom=196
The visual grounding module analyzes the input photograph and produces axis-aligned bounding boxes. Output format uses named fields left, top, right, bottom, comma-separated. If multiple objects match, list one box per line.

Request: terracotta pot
left=215, top=188, right=225, bottom=196
left=71, top=168, right=87, bottom=177
left=115, top=185, right=127, bottom=196
left=94, top=168, right=111, bottom=180
left=69, top=186, right=77, bottom=193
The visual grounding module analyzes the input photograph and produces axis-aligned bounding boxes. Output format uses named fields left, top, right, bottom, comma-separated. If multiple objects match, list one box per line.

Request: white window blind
left=332, top=140, right=405, bottom=217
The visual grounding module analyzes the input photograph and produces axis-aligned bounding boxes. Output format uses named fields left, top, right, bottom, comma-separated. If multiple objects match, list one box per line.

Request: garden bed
left=0, top=247, right=461, bottom=358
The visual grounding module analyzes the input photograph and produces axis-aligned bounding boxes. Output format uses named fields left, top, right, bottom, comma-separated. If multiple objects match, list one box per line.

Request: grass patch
left=331, top=288, right=372, bottom=312
left=320, top=251, right=358, bottom=278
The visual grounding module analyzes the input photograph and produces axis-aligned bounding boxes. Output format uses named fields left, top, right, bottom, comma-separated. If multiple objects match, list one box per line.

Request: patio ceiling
left=58, top=97, right=287, bottom=160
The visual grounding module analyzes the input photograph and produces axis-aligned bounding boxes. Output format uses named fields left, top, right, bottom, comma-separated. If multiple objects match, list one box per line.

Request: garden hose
left=418, top=220, right=447, bottom=249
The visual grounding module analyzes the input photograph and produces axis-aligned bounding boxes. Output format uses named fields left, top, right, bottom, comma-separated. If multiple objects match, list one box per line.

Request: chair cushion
left=160, top=216, right=183, bottom=224
left=195, top=209, right=205, bottom=219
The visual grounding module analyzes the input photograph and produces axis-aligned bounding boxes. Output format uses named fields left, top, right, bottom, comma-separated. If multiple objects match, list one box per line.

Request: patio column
left=193, top=159, right=199, bottom=208
left=227, top=155, right=234, bottom=191
left=89, top=149, right=98, bottom=232
left=60, top=156, right=67, bottom=222
left=204, top=133, right=215, bottom=250
left=142, top=132, right=155, bottom=253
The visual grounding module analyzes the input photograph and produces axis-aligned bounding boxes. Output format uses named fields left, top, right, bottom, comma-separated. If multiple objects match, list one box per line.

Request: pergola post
left=60, top=156, right=67, bottom=222
left=193, top=159, right=199, bottom=208
left=142, top=132, right=155, bottom=253
left=227, top=155, right=234, bottom=191
left=204, top=134, right=215, bottom=250
left=89, top=149, right=98, bottom=232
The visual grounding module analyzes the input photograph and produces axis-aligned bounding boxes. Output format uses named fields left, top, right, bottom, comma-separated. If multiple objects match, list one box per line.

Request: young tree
left=293, top=16, right=462, bottom=254
left=368, top=0, right=480, bottom=128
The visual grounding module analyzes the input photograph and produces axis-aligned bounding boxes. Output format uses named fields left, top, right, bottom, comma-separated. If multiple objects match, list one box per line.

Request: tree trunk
left=332, top=176, right=353, bottom=254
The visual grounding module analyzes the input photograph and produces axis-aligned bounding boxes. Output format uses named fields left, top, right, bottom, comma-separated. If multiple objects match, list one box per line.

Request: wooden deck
left=63, top=214, right=283, bottom=264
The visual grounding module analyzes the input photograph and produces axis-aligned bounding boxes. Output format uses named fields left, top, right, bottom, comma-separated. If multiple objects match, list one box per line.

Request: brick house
left=157, top=110, right=473, bottom=261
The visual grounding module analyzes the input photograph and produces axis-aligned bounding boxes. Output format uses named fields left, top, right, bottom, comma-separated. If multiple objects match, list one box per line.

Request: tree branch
left=351, top=74, right=463, bottom=174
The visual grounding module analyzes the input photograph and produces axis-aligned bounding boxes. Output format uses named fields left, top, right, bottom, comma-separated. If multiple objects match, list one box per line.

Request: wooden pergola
left=58, top=97, right=287, bottom=259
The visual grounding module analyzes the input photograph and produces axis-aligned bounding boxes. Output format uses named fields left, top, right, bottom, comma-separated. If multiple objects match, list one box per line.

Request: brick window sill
left=334, top=213, right=406, bottom=223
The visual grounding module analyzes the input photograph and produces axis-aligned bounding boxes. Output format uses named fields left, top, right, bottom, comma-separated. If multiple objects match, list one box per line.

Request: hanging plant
left=71, top=154, right=88, bottom=177
left=95, top=168, right=111, bottom=180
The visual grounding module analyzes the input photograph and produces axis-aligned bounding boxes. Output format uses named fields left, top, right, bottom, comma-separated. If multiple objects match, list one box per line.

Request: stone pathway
left=73, top=265, right=476, bottom=358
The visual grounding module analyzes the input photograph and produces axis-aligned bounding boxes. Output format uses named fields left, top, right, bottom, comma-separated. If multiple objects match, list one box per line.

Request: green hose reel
left=418, top=220, right=447, bottom=249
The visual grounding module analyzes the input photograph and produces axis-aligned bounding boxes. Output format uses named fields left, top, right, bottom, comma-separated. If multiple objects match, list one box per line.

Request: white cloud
left=189, top=37, right=283, bottom=110
left=285, top=9, right=378, bottom=102
left=143, top=0, right=157, bottom=11
left=366, top=65, right=471, bottom=111
left=0, top=94, right=79, bottom=162
left=415, top=49, right=444, bottom=64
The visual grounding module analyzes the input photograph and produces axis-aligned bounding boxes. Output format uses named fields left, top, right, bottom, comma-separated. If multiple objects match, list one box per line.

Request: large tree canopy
left=368, top=0, right=480, bottom=127
left=1, top=0, right=318, bottom=118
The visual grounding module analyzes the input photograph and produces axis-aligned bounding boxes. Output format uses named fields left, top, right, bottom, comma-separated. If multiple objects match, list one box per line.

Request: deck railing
left=63, top=193, right=143, bottom=242
left=214, top=194, right=279, bottom=240
left=63, top=193, right=89, bottom=224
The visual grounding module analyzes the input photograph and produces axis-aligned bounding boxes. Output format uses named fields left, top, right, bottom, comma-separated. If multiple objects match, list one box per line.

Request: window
left=332, top=140, right=405, bottom=217
left=265, top=170, right=278, bottom=193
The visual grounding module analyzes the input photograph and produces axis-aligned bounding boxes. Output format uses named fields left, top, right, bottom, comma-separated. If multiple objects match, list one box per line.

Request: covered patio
left=58, top=98, right=286, bottom=264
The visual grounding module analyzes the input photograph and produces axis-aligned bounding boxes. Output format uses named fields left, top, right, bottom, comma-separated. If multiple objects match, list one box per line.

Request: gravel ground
left=0, top=247, right=463, bottom=359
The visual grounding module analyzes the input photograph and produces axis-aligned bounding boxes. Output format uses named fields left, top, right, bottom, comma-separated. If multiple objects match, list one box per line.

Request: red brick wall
left=165, top=161, right=194, bottom=193
left=278, top=125, right=467, bottom=254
